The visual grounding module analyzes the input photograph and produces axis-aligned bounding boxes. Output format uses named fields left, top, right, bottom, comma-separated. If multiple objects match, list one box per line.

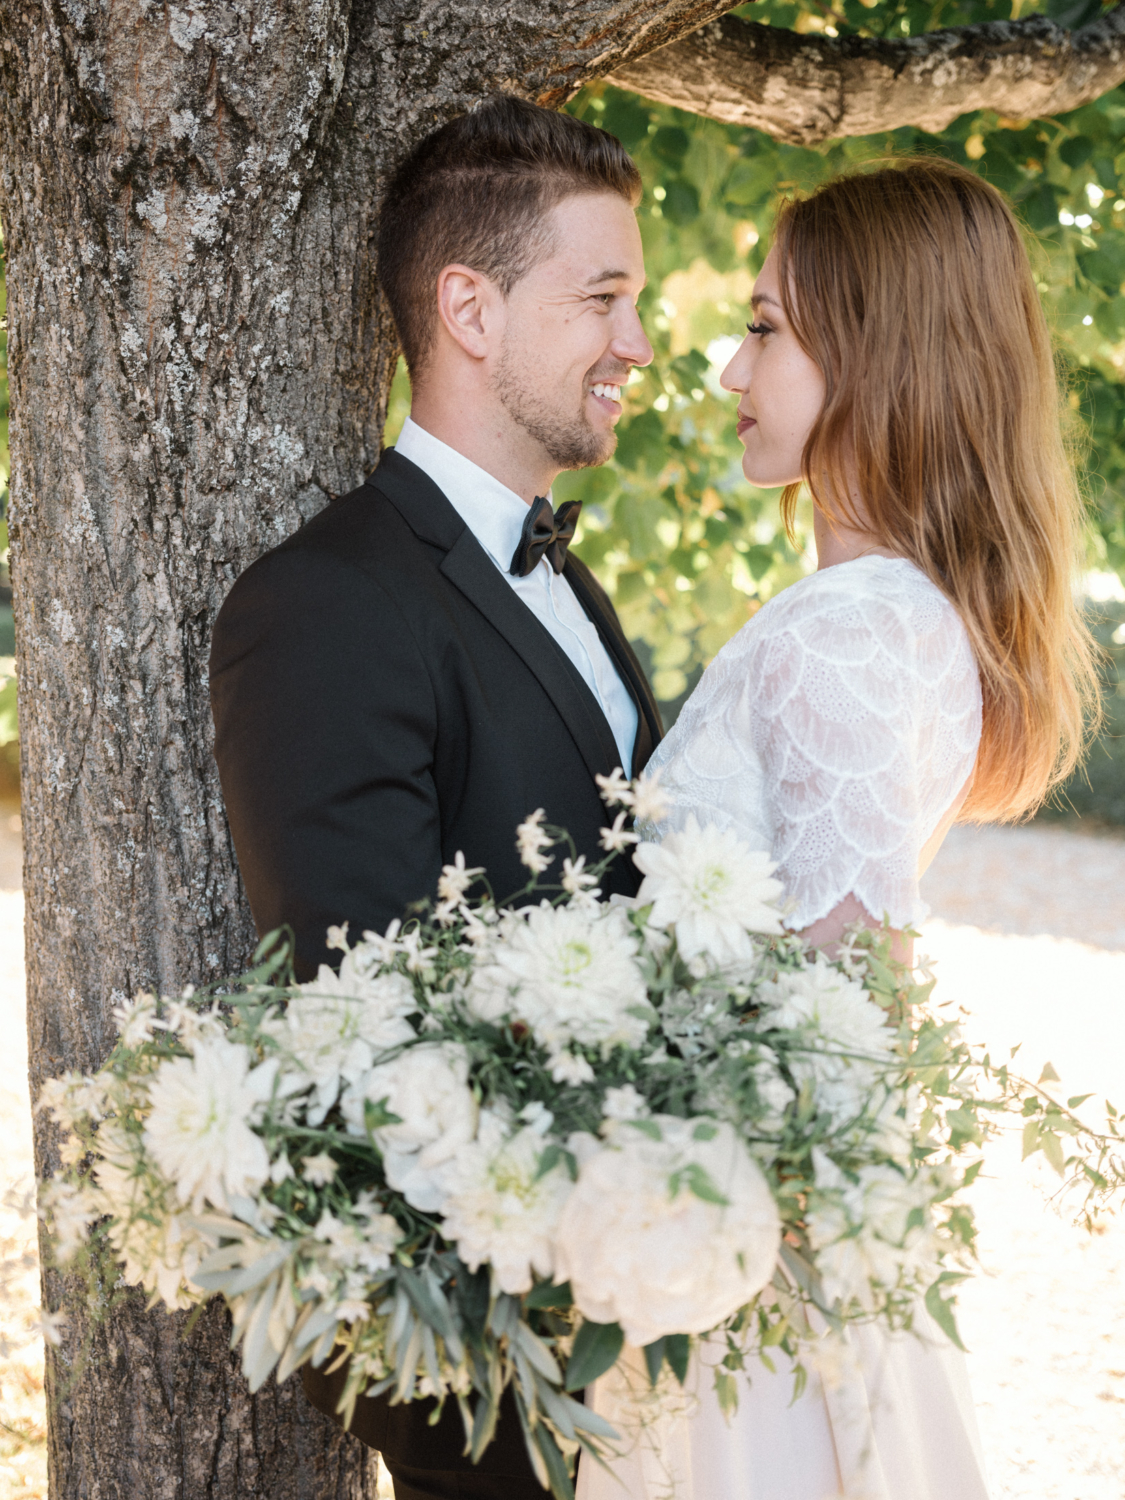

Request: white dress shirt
left=395, top=416, right=638, bottom=775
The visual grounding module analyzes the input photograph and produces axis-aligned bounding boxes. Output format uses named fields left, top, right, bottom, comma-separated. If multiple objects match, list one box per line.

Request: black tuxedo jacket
left=209, top=448, right=662, bottom=1485
left=210, top=448, right=662, bottom=980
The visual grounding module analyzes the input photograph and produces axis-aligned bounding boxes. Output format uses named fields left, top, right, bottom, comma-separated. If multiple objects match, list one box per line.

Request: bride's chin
left=740, top=454, right=798, bottom=489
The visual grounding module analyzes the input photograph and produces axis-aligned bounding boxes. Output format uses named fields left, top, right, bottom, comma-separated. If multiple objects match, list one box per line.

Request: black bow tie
left=509, top=496, right=583, bottom=578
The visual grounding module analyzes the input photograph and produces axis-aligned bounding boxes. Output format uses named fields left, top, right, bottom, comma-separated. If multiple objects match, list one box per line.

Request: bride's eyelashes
left=746, top=320, right=774, bottom=337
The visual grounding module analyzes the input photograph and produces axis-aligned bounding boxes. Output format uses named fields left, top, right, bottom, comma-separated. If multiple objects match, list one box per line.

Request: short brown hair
left=772, top=159, right=1099, bottom=823
left=377, top=95, right=642, bottom=374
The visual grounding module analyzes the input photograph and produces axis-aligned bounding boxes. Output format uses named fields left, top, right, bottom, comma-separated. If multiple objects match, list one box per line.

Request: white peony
left=439, top=1111, right=574, bottom=1294
left=340, top=1042, right=478, bottom=1212
left=633, top=817, right=783, bottom=964
left=143, top=1038, right=278, bottom=1213
left=758, top=958, right=896, bottom=1128
left=552, top=1115, right=781, bottom=1346
left=263, top=958, right=417, bottom=1123
left=466, top=902, right=649, bottom=1062
left=806, top=1149, right=941, bottom=1309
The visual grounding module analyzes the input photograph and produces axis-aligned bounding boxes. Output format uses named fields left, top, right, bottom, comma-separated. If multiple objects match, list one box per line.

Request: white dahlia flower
left=466, top=902, right=649, bottom=1059
left=552, top=1115, right=781, bottom=1346
left=758, top=958, right=896, bottom=1128
left=341, top=1042, right=477, bottom=1212
left=439, top=1111, right=574, bottom=1294
left=633, top=817, right=783, bottom=963
left=143, top=1038, right=277, bottom=1213
left=263, top=960, right=416, bottom=1123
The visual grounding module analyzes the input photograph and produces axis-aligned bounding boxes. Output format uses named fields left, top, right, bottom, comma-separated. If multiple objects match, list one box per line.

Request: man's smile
left=588, top=382, right=623, bottom=416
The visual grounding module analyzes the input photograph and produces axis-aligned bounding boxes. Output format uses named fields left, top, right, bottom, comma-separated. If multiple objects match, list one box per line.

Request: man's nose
left=612, top=303, right=654, bottom=370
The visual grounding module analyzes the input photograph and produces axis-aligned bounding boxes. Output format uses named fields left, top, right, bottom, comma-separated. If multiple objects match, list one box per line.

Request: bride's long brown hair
left=774, top=158, right=1099, bottom=823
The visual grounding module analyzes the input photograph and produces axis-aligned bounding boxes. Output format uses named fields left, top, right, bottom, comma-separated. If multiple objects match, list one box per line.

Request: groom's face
left=491, top=191, right=652, bottom=470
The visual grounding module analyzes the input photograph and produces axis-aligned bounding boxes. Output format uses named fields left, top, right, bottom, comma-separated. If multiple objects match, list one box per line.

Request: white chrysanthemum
left=263, top=959, right=416, bottom=1123
left=758, top=958, right=896, bottom=1128
left=39, top=1177, right=103, bottom=1264
left=313, top=1202, right=402, bottom=1277
left=36, top=1070, right=110, bottom=1132
left=439, top=1111, right=574, bottom=1294
left=602, top=1084, right=648, bottom=1123
left=806, top=1149, right=942, bottom=1310
left=466, top=902, right=649, bottom=1060
left=341, top=1042, right=478, bottom=1212
left=550, top=1050, right=595, bottom=1085
left=112, top=992, right=158, bottom=1047
left=695, top=1052, right=795, bottom=1138
left=143, top=1038, right=277, bottom=1213
left=633, top=817, right=783, bottom=963
left=516, top=808, right=554, bottom=873
left=92, top=1130, right=210, bottom=1308
left=553, top=1115, right=781, bottom=1346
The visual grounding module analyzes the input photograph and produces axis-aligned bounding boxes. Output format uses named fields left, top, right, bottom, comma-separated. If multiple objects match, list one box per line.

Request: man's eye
left=593, top=293, right=613, bottom=306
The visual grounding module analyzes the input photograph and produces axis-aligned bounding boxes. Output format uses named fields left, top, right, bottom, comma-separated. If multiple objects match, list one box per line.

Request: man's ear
left=435, top=263, right=502, bottom=361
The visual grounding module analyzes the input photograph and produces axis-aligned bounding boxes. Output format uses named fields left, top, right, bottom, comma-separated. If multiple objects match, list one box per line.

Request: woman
left=578, top=160, right=1098, bottom=1499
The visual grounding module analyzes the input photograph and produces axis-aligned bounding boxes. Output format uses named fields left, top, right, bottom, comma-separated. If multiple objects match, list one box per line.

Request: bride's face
left=720, top=248, right=826, bottom=488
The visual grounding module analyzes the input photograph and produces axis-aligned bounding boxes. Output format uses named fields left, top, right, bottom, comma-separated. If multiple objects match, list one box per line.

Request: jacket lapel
left=369, top=451, right=624, bottom=784
left=564, top=557, right=664, bottom=778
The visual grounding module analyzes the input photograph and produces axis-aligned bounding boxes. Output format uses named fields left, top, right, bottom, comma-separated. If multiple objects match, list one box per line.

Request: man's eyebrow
left=584, top=268, right=647, bottom=289
left=750, top=291, right=781, bottom=309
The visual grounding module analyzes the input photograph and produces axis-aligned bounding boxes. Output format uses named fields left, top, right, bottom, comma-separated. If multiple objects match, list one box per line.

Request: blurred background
left=3, top=0, right=1125, bottom=1491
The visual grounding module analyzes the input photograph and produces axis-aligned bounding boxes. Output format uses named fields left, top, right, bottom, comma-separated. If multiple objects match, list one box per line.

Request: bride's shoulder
left=748, top=555, right=969, bottom=653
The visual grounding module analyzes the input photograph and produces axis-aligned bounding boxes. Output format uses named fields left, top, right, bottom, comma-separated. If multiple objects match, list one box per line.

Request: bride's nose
left=720, top=332, right=754, bottom=394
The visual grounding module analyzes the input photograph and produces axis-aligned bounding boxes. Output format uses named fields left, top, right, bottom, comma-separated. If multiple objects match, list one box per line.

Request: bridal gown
left=578, top=556, right=992, bottom=1500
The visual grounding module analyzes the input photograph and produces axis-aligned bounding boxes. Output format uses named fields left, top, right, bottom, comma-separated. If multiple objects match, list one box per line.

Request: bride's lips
left=736, top=414, right=756, bottom=438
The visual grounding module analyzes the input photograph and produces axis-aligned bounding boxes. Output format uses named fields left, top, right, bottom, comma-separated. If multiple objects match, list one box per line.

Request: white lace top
left=644, top=556, right=982, bottom=930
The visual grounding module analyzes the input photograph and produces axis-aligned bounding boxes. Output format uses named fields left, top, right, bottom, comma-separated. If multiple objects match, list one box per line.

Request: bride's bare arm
left=800, top=892, right=912, bottom=967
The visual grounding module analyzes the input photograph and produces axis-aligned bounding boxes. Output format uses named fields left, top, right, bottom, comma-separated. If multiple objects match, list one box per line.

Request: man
left=209, top=97, right=662, bottom=1498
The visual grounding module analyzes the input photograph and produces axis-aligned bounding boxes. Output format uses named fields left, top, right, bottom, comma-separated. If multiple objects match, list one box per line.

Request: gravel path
left=0, top=821, right=1123, bottom=1499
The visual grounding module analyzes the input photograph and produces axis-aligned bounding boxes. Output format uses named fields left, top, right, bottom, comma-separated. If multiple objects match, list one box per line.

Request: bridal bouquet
left=38, top=774, right=1124, bottom=1498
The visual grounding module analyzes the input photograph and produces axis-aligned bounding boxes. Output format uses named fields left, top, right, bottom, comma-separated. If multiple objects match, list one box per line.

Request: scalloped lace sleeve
left=644, top=558, right=982, bottom=931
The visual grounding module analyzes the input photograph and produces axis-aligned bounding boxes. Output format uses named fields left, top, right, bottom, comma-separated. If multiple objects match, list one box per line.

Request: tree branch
left=607, top=3, right=1125, bottom=145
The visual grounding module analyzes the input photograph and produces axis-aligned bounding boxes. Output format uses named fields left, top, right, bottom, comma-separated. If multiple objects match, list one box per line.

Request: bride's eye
left=747, top=321, right=773, bottom=337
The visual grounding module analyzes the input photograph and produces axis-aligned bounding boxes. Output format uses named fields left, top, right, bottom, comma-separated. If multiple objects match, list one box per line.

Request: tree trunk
left=0, top=3, right=730, bottom=1496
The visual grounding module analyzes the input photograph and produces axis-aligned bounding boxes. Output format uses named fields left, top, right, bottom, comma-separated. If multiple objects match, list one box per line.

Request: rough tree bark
left=0, top=1, right=732, bottom=1497
left=611, top=1, right=1125, bottom=144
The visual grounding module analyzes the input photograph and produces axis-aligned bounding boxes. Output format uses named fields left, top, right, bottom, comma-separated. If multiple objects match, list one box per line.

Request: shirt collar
left=394, top=416, right=546, bottom=574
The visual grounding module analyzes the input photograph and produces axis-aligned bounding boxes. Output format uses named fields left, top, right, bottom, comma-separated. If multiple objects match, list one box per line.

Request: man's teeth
left=590, top=383, right=621, bottom=402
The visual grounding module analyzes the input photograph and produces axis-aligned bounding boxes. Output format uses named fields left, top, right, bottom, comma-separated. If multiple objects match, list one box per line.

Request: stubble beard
left=492, top=342, right=616, bottom=472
